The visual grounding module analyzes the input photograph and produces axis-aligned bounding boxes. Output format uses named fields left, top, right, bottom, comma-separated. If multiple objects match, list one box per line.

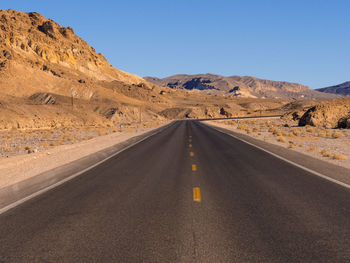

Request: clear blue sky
left=2, top=0, right=349, bottom=88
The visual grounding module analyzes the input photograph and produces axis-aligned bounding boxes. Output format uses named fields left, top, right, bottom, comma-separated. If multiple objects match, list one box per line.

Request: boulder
left=299, top=98, right=350, bottom=128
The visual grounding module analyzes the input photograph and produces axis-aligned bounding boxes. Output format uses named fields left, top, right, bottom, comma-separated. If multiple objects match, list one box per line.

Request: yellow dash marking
left=189, top=136, right=192, bottom=138
left=189, top=144, right=192, bottom=148
left=193, top=187, right=201, bottom=202
left=190, top=152, right=194, bottom=157
left=192, top=164, right=197, bottom=171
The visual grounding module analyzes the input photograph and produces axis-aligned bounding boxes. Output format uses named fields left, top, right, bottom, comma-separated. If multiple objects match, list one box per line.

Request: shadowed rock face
left=145, top=74, right=338, bottom=100
left=316, top=81, right=350, bottom=96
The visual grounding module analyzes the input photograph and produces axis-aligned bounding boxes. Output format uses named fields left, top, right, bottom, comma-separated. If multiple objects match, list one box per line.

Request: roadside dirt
left=205, top=118, right=350, bottom=169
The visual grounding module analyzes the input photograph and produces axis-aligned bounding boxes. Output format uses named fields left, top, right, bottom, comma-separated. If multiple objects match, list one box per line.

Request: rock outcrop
left=298, top=98, right=350, bottom=128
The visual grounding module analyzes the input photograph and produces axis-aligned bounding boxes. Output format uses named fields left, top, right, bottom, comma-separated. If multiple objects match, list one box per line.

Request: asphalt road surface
left=1, top=121, right=350, bottom=262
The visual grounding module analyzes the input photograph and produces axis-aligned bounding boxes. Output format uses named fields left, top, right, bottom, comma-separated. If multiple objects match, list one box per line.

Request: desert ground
left=206, top=117, right=350, bottom=169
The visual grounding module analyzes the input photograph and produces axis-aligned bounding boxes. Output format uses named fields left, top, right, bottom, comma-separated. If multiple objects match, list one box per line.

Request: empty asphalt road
left=1, top=121, right=350, bottom=262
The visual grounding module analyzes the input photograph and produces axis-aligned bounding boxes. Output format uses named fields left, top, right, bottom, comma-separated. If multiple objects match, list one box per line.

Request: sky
left=1, top=0, right=349, bottom=89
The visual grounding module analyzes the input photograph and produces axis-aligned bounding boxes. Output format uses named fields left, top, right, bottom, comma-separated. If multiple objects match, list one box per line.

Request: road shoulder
left=0, top=122, right=174, bottom=213
left=203, top=121, right=350, bottom=187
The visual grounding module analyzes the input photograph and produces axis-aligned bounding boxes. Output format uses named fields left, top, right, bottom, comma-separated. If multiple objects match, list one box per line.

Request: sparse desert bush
left=96, top=129, right=107, bottom=136
left=41, top=141, right=49, bottom=147
left=277, top=136, right=286, bottom=143
left=325, top=130, right=332, bottom=138
left=306, top=126, right=316, bottom=134
left=316, top=130, right=327, bottom=137
left=320, top=149, right=332, bottom=158
left=237, top=124, right=249, bottom=131
left=332, top=131, right=343, bottom=139
left=291, top=128, right=301, bottom=136
left=24, top=146, right=31, bottom=151
left=332, top=153, right=347, bottom=160
left=307, top=146, right=317, bottom=152
left=0, top=146, right=10, bottom=152
left=272, top=129, right=282, bottom=137
left=288, top=141, right=296, bottom=148
left=287, top=133, right=295, bottom=138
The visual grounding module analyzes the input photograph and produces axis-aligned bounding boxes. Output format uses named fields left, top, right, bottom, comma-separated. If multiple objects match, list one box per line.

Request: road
left=1, top=120, right=350, bottom=262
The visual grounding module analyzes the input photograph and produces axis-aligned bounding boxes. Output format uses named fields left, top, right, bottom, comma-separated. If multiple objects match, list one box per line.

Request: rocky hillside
left=145, top=74, right=338, bottom=100
left=0, top=9, right=174, bottom=129
left=0, top=9, right=322, bottom=130
left=316, top=81, right=350, bottom=96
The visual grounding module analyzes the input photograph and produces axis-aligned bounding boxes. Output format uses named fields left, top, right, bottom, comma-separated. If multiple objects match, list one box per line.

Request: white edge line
left=204, top=123, right=350, bottom=190
left=0, top=123, right=171, bottom=215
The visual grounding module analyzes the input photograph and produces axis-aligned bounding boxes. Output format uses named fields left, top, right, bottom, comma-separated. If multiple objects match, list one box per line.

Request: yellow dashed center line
left=189, top=144, right=192, bottom=148
left=190, top=152, right=194, bottom=157
left=192, top=164, right=197, bottom=171
left=193, top=187, right=201, bottom=202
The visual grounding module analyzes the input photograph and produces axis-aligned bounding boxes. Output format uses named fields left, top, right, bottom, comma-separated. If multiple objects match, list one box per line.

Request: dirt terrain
left=207, top=117, right=350, bottom=169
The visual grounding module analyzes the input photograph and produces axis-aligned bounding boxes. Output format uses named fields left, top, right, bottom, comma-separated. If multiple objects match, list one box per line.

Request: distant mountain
left=316, top=81, right=350, bottom=96
left=145, top=74, right=337, bottom=100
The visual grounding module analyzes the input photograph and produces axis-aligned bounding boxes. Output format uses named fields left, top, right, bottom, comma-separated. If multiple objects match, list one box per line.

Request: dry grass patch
left=288, top=141, right=296, bottom=148
left=332, top=153, right=347, bottom=160
left=307, top=146, right=317, bottom=152
left=320, top=149, right=332, bottom=158
left=332, top=131, right=343, bottom=139
left=277, top=136, right=286, bottom=143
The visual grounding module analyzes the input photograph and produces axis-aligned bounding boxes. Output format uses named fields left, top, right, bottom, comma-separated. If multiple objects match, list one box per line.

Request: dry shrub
left=332, top=131, right=343, bottom=139
left=41, top=141, right=49, bottom=147
left=325, top=130, right=333, bottom=138
left=24, top=146, right=31, bottom=151
left=307, top=146, right=317, bottom=152
left=97, top=129, right=107, bottom=136
left=0, top=146, right=10, bottom=152
left=320, top=149, right=332, bottom=158
left=291, top=128, right=301, bottom=136
left=306, top=126, right=316, bottom=134
left=316, top=130, right=327, bottom=137
left=238, top=124, right=249, bottom=131
left=332, top=154, right=347, bottom=160
left=288, top=141, right=296, bottom=148
left=277, top=136, right=286, bottom=143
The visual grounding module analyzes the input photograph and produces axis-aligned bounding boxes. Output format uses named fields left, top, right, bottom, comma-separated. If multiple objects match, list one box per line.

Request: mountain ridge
left=316, top=81, right=350, bottom=96
left=145, top=74, right=339, bottom=100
